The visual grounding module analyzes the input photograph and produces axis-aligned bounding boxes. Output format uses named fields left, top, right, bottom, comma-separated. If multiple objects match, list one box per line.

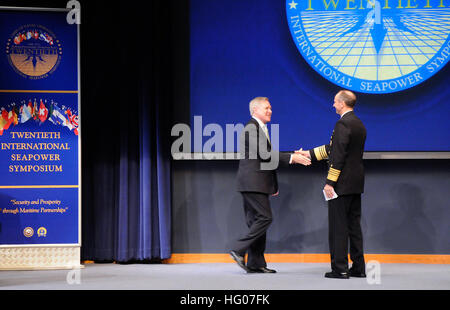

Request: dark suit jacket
left=309, top=111, right=367, bottom=195
left=236, top=118, right=291, bottom=194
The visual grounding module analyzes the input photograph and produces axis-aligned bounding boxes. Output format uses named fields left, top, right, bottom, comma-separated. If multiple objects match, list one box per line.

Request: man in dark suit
left=230, top=97, right=310, bottom=273
left=298, top=90, right=367, bottom=279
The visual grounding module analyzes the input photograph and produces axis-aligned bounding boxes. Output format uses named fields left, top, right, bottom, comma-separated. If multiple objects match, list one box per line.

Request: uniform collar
left=340, top=110, right=353, bottom=119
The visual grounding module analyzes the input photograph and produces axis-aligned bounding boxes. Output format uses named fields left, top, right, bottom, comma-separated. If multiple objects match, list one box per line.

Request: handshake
left=291, top=148, right=311, bottom=166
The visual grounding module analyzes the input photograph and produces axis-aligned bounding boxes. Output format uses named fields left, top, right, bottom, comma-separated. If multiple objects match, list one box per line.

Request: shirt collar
left=252, top=116, right=266, bottom=128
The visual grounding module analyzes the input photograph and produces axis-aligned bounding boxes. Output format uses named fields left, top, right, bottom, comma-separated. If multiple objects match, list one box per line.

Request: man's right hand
left=291, top=153, right=311, bottom=166
left=295, top=148, right=311, bottom=159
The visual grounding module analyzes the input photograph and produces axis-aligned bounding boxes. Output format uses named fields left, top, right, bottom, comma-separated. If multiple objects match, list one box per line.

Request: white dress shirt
left=252, top=116, right=293, bottom=164
left=252, top=116, right=270, bottom=142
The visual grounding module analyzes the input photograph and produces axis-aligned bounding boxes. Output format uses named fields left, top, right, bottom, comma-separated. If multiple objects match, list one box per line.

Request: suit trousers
left=328, top=194, right=365, bottom=273
left=231, top=192, right=272, bottom=269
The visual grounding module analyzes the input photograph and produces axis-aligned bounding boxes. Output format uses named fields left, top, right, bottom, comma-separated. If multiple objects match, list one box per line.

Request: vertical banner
left=0, top=7, right=80, bottom=268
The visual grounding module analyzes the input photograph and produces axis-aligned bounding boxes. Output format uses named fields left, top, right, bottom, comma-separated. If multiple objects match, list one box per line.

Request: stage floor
left=0, top=263, right=449, bottom=290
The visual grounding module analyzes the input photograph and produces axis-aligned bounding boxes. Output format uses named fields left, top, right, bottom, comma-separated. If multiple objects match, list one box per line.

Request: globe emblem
left=286, top=0, right=450, bottom=93
left=6, top=25, right=62, bottom=79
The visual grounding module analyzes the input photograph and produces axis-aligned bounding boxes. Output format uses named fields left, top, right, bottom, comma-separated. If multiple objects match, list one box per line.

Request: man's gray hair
left=249, top=97, right=269, bottom=116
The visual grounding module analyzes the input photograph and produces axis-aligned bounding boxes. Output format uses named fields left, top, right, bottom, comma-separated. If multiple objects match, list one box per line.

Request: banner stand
left=0, top=7, right=81, bottom=270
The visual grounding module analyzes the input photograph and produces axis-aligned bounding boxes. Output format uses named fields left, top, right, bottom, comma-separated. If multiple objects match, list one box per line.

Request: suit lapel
left=249, top=118, right=271, bottom=148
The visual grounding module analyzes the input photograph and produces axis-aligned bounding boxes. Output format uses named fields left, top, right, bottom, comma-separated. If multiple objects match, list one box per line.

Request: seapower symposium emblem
left=6, top=24, right=62, bottom=79
left=286, top=0, right=450, bottom=93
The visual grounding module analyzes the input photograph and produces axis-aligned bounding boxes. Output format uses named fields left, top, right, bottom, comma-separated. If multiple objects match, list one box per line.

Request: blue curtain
left=80, top=1, right=173, bottom=262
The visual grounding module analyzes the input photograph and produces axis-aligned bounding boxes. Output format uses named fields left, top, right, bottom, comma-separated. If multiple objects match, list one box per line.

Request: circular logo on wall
left=5, top=24, right=63, bottom=80
left=286, top=0, right=450, bottom=93
left=23, top=227, right=34, bottom=238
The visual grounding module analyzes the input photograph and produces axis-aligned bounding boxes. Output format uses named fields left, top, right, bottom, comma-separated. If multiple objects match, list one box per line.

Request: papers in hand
left=323, top=189, right=338, bottom=201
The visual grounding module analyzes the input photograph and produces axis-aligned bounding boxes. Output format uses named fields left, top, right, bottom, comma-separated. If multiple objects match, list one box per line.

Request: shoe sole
left=349, top=274, right=366, bottom=278
left=325, top=273, right=349, bottom=279
left=230, top=252, right=249, bottom=272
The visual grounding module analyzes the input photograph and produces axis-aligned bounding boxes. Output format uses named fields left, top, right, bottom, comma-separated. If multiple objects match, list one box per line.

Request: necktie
left=262, top=124, right=270, bottom=143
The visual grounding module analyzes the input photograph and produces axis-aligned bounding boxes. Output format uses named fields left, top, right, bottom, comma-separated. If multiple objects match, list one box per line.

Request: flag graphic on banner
left=49, top=103, right=70, bottom=128
left=1, top=109, right=12, bottom=130
left=65, top=109, right=79, bottom=135
left=0, top=112, right=7, bottom=136
left=1, top=99, right=79, bottom=135
left=32, top=99, right=38, bottom=120
left=19, top=101, right=32, bottom=123
left=38, top=99, right=48, bottom=123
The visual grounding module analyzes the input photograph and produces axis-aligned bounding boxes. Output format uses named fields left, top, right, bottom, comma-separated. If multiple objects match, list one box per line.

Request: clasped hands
left=291, top=148, right=311, bottom=166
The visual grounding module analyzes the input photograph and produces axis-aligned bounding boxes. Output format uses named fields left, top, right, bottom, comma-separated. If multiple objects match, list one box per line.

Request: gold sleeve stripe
left=313, top=145, right=328, bottom=161
left=329, top=168, right=341, bottom=175
left=327, top=168, right=341, bottom=182
left=313, top=147, right=322, bottom=161
left=320, top=146, right=328, bottom=160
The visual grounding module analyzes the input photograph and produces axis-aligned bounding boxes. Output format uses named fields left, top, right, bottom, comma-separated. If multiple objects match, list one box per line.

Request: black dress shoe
left=247, top=267, right=277, bottom=273
left=349, top=268, right=366, bottom=278
left=230, top=251, right=249, bottom=272
left=324, top=271, right=349, bottom=279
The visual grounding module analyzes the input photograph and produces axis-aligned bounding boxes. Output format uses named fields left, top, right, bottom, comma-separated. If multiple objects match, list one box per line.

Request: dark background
left=172, top=159, right=450, bottom=254
left=4, top=0, right=449, bottom=258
